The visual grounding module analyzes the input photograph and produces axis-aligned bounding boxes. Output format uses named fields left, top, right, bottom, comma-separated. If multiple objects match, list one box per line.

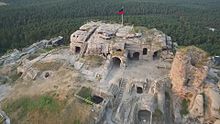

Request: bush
left=180, top=99, right=189, bottom=116
left=77, top=87, right=92, bottom=99
left=153, top=108, right=163, bottom=118
left=76, top=87, right=94, bottom=105
left=0, top=115, right=5, bottom=124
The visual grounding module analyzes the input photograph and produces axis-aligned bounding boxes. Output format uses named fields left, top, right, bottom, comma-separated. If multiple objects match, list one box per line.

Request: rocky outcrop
left=170, top=46, right=210, bottom=123
left=17, top=65, right=39, bottom=80
left=0, top=36, right=63, bottom=66
left=214, top=120, right=220, bottom=124
left=170, top=46, right=220, bottom=123
left=170, top=46, right=209, bottom=98
left=206, top=86, right=220, bottom=119
left=189, top=94, right=204, bottom=118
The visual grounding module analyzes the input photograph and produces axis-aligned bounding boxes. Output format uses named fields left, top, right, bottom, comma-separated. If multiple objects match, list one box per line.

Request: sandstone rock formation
left=170, top=46, right=220, bottom=123
left=0, top=36, right=63, bottom=66
left=170, top=46, right=209, bottom=97
left=189, top=94, right=204, bottom=118
left=206, top=86, right=220, bottom=119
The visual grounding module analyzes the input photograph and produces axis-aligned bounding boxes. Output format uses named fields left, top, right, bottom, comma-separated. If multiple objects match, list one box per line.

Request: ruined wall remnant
left=170, top=46, right=209, bottom=97
left=169, top=46, right=220, bottom=123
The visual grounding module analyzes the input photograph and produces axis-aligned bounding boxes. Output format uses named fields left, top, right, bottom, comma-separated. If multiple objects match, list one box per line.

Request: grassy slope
left=2, top=95, right=93, bottom=124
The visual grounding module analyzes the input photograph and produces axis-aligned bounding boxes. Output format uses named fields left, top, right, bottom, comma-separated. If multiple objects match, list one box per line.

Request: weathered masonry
left=70, top=21, right=173, bottom=67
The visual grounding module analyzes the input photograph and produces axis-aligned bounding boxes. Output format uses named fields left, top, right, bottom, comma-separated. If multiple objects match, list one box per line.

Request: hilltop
left=0, top=22, right=220, bottom=124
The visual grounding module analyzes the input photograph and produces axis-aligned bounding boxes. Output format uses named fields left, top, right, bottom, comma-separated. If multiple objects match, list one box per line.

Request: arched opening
left=137, top=87, right=143, bottom=94
left=112, top=57, right=121, bottom=67
left=18, top=72, right=23, bottom=77
left=143, top=48, right=148, bottom=55
left=133, top=52, right=140, bottom=60
left=153, top=51, right=160, bottom=60
left=138, top=110, right=151, bottom=123
left=116, top=49, right=122, bottom=52
left=91, top=95, right=103, bottom=104
left=45, top=72, right=50, bottom=78
left=75, top=46, right=81, bottom=54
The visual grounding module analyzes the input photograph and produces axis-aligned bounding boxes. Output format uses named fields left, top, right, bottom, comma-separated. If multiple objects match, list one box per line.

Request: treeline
left=0, top=0, right=219, bottom=55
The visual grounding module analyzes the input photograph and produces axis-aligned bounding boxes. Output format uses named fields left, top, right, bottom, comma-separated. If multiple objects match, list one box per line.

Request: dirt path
left=105, top=108, right=115, bottom=124
left=0, top=84, right=11, bottom=102
left=164, top=93, right=174, bottom=124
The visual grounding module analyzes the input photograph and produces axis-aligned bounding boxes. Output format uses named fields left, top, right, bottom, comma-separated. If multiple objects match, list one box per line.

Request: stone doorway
left=133, top=52, right=140, bottom=60
left=112, top=57, right=121, bottom=68
left=137, top=87, right=143, bottom=94
left=143, top=48, right=148, bottom=55
left=116, top=49, right=122, bottom=52
left=138, top=110, right=151, bottom=123
left=153, top=51, right=160, bottom=60
left=75, top=46, right=81, bottom=54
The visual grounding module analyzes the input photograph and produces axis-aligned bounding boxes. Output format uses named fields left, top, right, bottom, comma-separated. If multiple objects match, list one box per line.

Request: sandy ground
left=124, top=59, right=170, bottom=81
left=0, top=48, right=96, bottom=123
left=2, top=63, right=94, bottom=124
left=8, top=65, right=79, bottom=101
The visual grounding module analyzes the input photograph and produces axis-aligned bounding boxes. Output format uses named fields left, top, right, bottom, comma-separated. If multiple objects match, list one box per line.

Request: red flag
left=117, top=8, right=125, bottom=15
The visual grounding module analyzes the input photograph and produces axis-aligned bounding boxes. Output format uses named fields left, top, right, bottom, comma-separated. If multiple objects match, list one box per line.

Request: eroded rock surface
left=170, top=46, right=209, bottom=97
left=170, top=46, right=220, bottom=123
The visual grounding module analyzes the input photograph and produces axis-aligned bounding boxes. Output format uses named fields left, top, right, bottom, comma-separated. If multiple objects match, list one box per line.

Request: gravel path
left=0, top=84, right=11, bottom=102
left=0, top=84, right=11, bottom=124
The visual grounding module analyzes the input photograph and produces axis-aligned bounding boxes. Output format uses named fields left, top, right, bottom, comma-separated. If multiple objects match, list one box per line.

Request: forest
left=0, top=0, right=219, bottom=55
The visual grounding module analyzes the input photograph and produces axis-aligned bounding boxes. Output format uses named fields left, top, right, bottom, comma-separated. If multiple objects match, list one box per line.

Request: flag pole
left=122, top=6, right=124, bottom=26
left=122, top=14, right=124, bottom=26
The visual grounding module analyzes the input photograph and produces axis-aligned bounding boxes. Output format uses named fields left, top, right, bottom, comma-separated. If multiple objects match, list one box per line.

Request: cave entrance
left=138, top=110, right=151, bottom=122
left=45, top=72, right=50, bottom=78
left=112, top=57, right=121, bottom=68
left=153, top=51, right=160, bottom=60
left=18, top=72, right=23, bottom=77
left=190, top=58, right=197, bottom=66
left=143, top=48, right=148, bottom=55
left=137, top=87, right=143, bottom=94
left=91, top=95, right=104, bottom=104
left=116, top=49, right=122, bottom=52
left=133, top=52, right=140, bottom=60
left=75, top=46, right=81, bottom=54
